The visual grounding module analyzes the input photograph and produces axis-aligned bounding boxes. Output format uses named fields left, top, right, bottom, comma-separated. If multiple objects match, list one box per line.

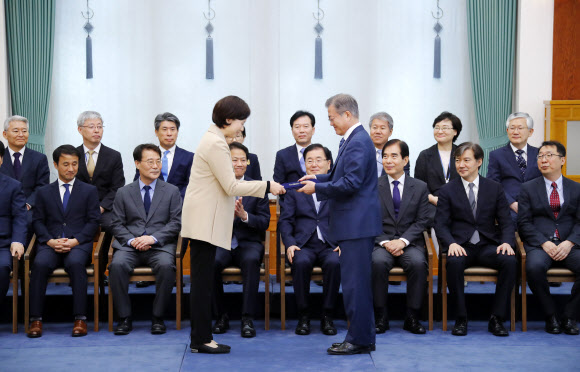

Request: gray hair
left=506, top=112, right=533, bottom=129
left=368, top=112, right=393, bottom=130
left=325, top=94, right=359, bottom=119
left=3, top=115, right=29, bottom=131
left=77, top=111, right=103, bottom=127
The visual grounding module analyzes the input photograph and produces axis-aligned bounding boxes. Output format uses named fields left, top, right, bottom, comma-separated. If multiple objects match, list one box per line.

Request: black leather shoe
left=114, top=317, right=133, bottom=335
left=488, top=315, right=508, bottom=337
left=403, top=315, right=426, bottom=334
left=562, top=318, right=579, bottom=335
left=151, top=318, right=166, bottom=335
left=545, top=314, right=562, bottom=334
left=295, top=315, right=310, bottom=335
left=375, top=315, right=390, bottom=334
left=332, top=342, right=375, bottom=351
left=451, top=318, right=468, bottom=336
left=190, top=343, right=231, bottom=354
left=327, top=342, right=371, bottom=355
left=241, top=317, right=256, bottom=338
left=321, top=315, right=337, bottom=335
left=136, top=281, right=153, bottom=288
left=212, top=315, right=229, bottom=334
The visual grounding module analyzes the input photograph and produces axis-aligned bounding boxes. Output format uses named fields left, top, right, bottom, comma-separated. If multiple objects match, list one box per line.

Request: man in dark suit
left=28, top=145, right=101, bottom=338
left=211, top=142, right=270, bottom=338
left=372, top=139, right=430, bottom=334
left=435, top=142, right=516, bottom=337
left=1, top=115, right=50, bottom=223
left=279, top=144, right=340, bottom=337
left=488, top=112, right=542, bottom=224
left=369, top=112, right=409, bottom=177
left=0, top=142, right=27, bottom=310
left=299, top=94, right=381, bottom=354
left=229, top=128, right=262, bottom=180
left=75, top=111, right=125, bottom=233
left=109, top=144, right=182, bottom=335
left=518, top=141, right=580, bottom=335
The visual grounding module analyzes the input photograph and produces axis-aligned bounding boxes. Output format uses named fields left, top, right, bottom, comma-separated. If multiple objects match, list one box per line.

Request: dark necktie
left=299, top=148, right=306, bottom=174
left=468, top=183, right=480, bottom=244
left=392, top=180, right=401, bottom=219
left=13, top=152, right=22, bottom=179
left=143, top=185, right=151, bottom=215
left=339, top=138, right=345, bottom=149
left=515, top=149, right=526, bottom=178
left=62, top=184, right=70, bottom=238
left=550, top=182, right=561, bottom=239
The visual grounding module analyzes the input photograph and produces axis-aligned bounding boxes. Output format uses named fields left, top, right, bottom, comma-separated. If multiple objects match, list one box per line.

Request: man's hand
left=26, top=204, right=31, bottom=211
left=553, top=240, right=574, bottom=261
left=132, top=236, right=156, bottom=251
left=541, top=241, right=558, bottom=259
left=234, top=198, right=248, bottom=220
left=287, top=245, right=300, bottom=263
left=448, top=243, right=467, bottom=257
left=496, top=243, right=515, bottom=255
left=47, top=238, right=71, bottom=253
left=10, top=243, right=24, bottom=260
left=298, top=175, right=317, bottom=182
left=297, top=181, right=316, bottom=195
left=100, top=206, right=105, bottom=214
left=428, top=194, right=438, bottom=206
left=61, top=238, right=79, bottom=250
left=384, top=240, right=405, bottom=257
left=510, top=202, right=518, bottom=214
left=333, top=246, right=340, bottom=256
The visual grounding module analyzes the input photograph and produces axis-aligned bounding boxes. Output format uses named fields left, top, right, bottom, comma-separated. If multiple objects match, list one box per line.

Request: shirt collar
left=8, top=146, right=25, bottom=157
left=510, top=143, right=527, bottom=155
left=139, top=178, right=158, bottom=191
left=387, top=173, right=406, bottom=186
left=544, top=175, right=563, bottom=190
left=83, top=142, right=102, bottom=155
left=296, top=143, right=308, bottom=156
left=58, top=178, right=76, bottom=188
left=461, top=175, right=480, bottom=190
left=342, top=122, right=362, bottom=142
left=160, top=144, right=176, bottom=154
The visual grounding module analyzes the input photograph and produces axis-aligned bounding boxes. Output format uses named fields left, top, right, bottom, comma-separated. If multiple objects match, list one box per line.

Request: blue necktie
left=13, top=152, right=22, bottom=180
left=339, top=138, right=345, bottom=149
left=392, top=180, right=401, bottom=219
left=143, top=185, right=151, bottom=215
left=161, top=150, right=170, bottom=181
left=299, top=148, right=306, bottom=174
left=515, top=149, right=526, bottom=178
left=62, top=184, right=70, bottom=238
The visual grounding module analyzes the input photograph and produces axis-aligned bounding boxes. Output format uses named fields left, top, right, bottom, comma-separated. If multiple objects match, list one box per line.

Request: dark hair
left=454, top=142, right=484, bottom=168
left=432, top=111, right=463, bottom=142
left=212, top=96, right=251, bottom=128
left=382, top=139, right=409, bottom=159
left=154, top=112, right=180, bottom=131
left=289, top=110, right=316, bottom=128
left=229, top=142, right=249, bottom=158
left=0, top=141, right=4, bottom=158
left=540, top=140, right=566, bottom=157
left=133, top=143, right=162, bottom=162
left=52, top=145, right=80, bottom=163
left=303, top=143, right=331, bottom=161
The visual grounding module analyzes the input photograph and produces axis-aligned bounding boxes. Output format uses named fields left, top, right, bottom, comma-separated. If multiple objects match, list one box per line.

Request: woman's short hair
left=432, top=111, right=463, bottom=142
left=212, top=96, right=251, bottom=128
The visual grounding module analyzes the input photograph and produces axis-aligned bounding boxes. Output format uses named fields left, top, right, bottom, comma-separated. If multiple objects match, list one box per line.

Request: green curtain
left=5, top=0, right=55, bottom=153
left=466, top=0, right=517, bottom=176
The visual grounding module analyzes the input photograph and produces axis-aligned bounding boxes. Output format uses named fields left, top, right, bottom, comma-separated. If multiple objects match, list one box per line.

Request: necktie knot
left=13, top=152, right=21, bottom=159
left=88, top=150, right=94, bottom=156
left=300, top=148, right=304, bottom=154
left=515, top=149, right=524, bottom=156
left=468, top=182, right=475, bottom=190
left=164, top=150, right=170, bottom=156
left=63, top=183, right=70, bottom=191
left=551, top=182, right=557, bottom=190
left=392, top=180, right=399, bottom=187
left=144, top=185, right=151, bottom=192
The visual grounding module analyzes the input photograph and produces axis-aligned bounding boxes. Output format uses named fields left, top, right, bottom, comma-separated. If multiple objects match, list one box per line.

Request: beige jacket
left=181, top=125, right=267, bottom=249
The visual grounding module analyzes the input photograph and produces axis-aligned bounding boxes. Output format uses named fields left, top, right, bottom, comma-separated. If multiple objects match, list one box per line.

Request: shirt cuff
left=151, top=236, right=158, bottom=243
left=11, top=241, right=24, bottom=247
left=241, top=213, right=249, bottom=223
left=379, top=240, right=390, bottom=247
left=400, top=238, right=410, bottom=247
left=127, top=238, right=134, bottom=247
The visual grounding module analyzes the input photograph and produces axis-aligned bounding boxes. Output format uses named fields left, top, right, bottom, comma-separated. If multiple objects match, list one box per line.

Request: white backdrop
left=46, top=0, right=477, bottom=182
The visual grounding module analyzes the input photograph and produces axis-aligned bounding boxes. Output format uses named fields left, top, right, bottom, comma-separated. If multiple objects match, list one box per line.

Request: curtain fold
left=5, top=0, right=55, bottom=153
left=466, top=0, right=517, bottom=175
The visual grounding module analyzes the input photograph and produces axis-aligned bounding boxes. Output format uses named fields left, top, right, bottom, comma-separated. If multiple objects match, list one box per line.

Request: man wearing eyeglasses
left=488, top=112, right=541, bottom=224
left=518, top=141, right=580, bottom=335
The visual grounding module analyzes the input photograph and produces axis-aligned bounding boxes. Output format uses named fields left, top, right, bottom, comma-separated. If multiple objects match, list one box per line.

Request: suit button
left=63, top=223, right=66, bottom=226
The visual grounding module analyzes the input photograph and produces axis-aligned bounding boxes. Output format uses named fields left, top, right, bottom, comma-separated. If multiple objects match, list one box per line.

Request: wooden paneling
left=552, top=0, right=580, bottom=100
left=544, top=100, right=580, bottom=183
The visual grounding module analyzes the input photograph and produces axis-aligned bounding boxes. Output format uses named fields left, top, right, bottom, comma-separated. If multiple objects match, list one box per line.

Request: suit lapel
left=129, top=182, right=147, bottom=220
left=331, top=126, right=360, bottom=176
left=455, top=179, right=474, bottom=222
left=18, top=148, right=33, bottom=181
left=398, top=178, right=415, bottom=220
left=52, top=181, right=65, bottom=216
left=146, top=181, right=164, bottom=222
left=167, top=147, right=183, bottom=182
left=308, top=193, right=317, bottom=213
left=535, top=178, right=554, bottom=218
left=429, top=147, right=446, bottom=185
left=559, top=177, right=572, bottom=218
left=91, top=145, right=106, bottom=180
left=76, top=145, right=90, bottom=180
left=503, top=144, right=523, bottom=180
left=0, top=175, right=7, bottom=193
left=289, top=146, right=303, bottom=176
left=378, top=177, right=395, bottom=219
left=65, top=180, right=83, bottom=216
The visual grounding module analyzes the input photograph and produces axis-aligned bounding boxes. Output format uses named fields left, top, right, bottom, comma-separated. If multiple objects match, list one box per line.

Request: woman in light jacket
left=182, top=96, right=285, bottom=354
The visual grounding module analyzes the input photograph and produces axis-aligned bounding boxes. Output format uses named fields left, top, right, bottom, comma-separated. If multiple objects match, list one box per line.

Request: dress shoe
left=545, top=314, right=562, bottom=334
left=212, top=314, right=229, bottom=334
left=136, top=281, right=153, bottom=288
left=321, top=315, right=337, bottom=335
left=72, top=319, right=88, bottom=337
left=451, top=318, right=468, bottom=336
left=191, top=343, right=231, bottom=354
left=375, top=315, right=390, bottom=334
left=403, top=315, right=426, bottom=334
left=332, top=342, right=375, bottom=351
left=27, top=320, right=43, bottom=338
left=295, top=315, right=310, bottom=335
left=151, top=318, right=167, bottom=335
left=114, top=317, right=133, bottom=335
left=327, top=342, right=371, bottom=355
left=562, top=318, right=579, bottom=335
left=488, top=315, right=509, bottom=337
left=241, top=317, right=256, bottom=338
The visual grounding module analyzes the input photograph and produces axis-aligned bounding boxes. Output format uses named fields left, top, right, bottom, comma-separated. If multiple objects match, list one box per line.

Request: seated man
left=211, top=142, right=270, bottom=338
left=109, top=144, right=182, bottom=335
left=0, top=142, right=27, bottom=311
left=518, top=141, right=580, bottom=335
left=231, top=128, right=262, bottom=180
left=372, top=139, right=430, bottom=334
left=28, top=145, right=101, bottom=338
left=279, top=143, right=340, bottom=336
left=435, top=142, right=516, bottom=337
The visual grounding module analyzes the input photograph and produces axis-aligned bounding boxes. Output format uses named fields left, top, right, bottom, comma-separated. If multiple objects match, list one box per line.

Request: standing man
left=75, top=111, right=125, bottom=233
left=299, top=94, right=381, bottom=355
left=488, top=112, right=541, bottom=224
left=369, top=112, right=409, bottom=177
left=518, top=141, right=580, bottom=335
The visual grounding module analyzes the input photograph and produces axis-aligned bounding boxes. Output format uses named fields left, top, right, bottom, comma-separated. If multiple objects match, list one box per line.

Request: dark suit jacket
left=233, top=177, right=270, bottom=243
left=316, top=125, right=382, bottom=242
left=517, top=176, right=580, bottom=252
left=0, top=146, right=49, bottom=208
left=376, top=175, right=431, bottom=247
left=273, top=144, right=333, bottom=184
left=435, top=176, right=515, bottom=251
left=76, top=144, right=125, bottom=211
left=0, top=173, right=27, bottom=248
left=279, top=189, right=338, bottom=249
left=32, top=180, right=101, bottom=253
left=414, top=143, right=459, bottom=196
left=487, top=143, right=542, bottom=205
left=246, top=153, right=262, bottom=181
left=111, top=179, right=182, bottom=254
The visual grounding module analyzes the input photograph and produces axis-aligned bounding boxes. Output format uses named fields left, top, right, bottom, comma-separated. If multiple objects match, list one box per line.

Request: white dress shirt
left=510, top=143, right=528, bottom=162
left=379, top=173, right=410, bottom=248
left=312, top=193, right=324, bottom=242
left=58, top=178, right=75, bottom=202
left=342, top=122, right=362, bottom=142
left=7, top=146, right=25, bottom=165
left=160, top=144, right=177, bottom=175
left=461, top=175, right=480, bottom=203
left=375, top=148, right=383, bottom=177
left=544, top=175, right=564, bottom=205
left=83, top=142, right=102, bottom=165
left=295, top=143, right=308, bottom=162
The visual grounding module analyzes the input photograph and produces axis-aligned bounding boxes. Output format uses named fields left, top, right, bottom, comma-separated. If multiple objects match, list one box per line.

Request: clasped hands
left=448, top=242, right=514, bottom=257
left=382, top=240, right=406, bottom=256
left=131, top=236, right=156, bottom=251
left=47, top=238, right=79, bottom=253
left=542, top=240, right=574, bottom=261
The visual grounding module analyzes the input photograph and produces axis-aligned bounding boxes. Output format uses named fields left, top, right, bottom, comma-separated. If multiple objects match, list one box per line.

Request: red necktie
left=549, top=182, right=561, bottom=239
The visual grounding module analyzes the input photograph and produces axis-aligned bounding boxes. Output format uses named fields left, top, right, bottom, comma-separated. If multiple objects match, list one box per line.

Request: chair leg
left=265, top=272, right=270, bottom=330
left=24, top=267, right=29, bottom=333
left=510, top=286, right=516, bottom=332
left=108, top=281, right=113, bottom=332
left=522, top=272, right=527, bottom=332
left=428, top=277, right=433, bottom=331
left=94, top=274, right=99, bottom=332
left=280, top=265, right=286, bottom=330
left=176, top=265, right=182, bottom=330
left=12, top=277, right=18, bottom=334
left=441, top=263, right=447, bottom=331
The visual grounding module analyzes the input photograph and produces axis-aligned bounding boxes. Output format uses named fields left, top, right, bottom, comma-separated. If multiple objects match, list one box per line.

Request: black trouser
left=190, top=239, right=217, bottom=346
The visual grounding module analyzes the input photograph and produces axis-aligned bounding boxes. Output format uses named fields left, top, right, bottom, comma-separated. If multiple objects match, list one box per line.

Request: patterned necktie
left=550, top=182, right=561, bottom=239
left=468, top=183, right=480, bottom=244
left=515, top=149, right=526, bottom=178
left=13, top=152, right=22, bottom=179
left=161, top=150, right=170, bottom=180
left=377, top=149, right=383, bottom=176
left=143, top=185, right=151, bottom=215
left=87, top=150, right=96, bottom=180
left=392, top=180, right=401, bottom=219
left=299, top=148, right=306, bottom=174
left=339, top=138, right=345, bottom=149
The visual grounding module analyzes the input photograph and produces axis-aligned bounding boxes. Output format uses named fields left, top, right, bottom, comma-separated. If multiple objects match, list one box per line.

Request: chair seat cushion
left=389, top=267, right=405, bottom=275
left=221, top=267, right=266, bottom=275
left=547, top=268, right=575, bottom=276
left=51, top=266, right=94, bottom=276
left=464, top=266, right=498, bottom=275
left=131, top=267, right=154, bottom=275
